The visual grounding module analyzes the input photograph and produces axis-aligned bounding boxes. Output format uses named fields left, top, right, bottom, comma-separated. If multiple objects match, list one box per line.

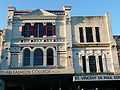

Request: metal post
left=59, top=81, right=61, bottom=90
left=22, top=85, right=25, bottom=90
left=77, top=85, right=80, bottom=90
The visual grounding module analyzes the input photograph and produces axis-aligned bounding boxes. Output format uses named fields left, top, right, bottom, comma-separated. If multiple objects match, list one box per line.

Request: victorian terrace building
left=0, top=6, right=120, bottom=90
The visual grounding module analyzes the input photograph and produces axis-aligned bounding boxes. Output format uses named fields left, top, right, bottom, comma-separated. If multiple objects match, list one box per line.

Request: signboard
left=73, top=75, right=120, bottom=81
left=0, top=69, right=74, bottom=75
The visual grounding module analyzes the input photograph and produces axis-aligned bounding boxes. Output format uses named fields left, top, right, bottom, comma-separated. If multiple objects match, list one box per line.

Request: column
left=52, top=22, right=56, bottom=37
left=19, top=51, right=23, bottom=67
left=7, top=49, right=11, bottom=67
left=86, top=55, right=90, bottom=73
left=31, top=23, right=34, bottom=37
left=21, top=23, right=25, bottom=36
left=54, top=50, right=57, bottom=66
left=83, top=27, right=86, bottom=42
left=43, top=23, right=47, bottom=37
left=30, top=50, right=34, bottom=67
left=96, top=56, right=100, bottom=73
left=79, top=54, right=83, bottom=73
left=43, top=49, right=47, bottom=66
left=93, top=27, right=96, bottom=42
left=102, top=54, right=107, bottom=72
left=18, top=53, right=21, bottom=67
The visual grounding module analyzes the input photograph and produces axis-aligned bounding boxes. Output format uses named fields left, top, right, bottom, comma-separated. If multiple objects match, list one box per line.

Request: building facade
left=114, top=35, right=120, bottom=74
left=72, top=13, right=120, bottom=90
left=0, top=6, right=120, bottom=90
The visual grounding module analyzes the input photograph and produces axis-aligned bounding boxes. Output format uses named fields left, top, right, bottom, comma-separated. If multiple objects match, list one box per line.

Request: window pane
left=86, top=27, right=93, bottom=42
left=95, top=27, right=100, bottom=42
left=79, top=27, right=84, bottom=42
left=47, top=48, right=54, bottom=65
left=24, top=23, right=31, bottom=37
left=82, top=56, right=86, bottom=73
left=23, top=49, right=30, bottom=66
left=47, top=23, right=52, bottom=36
left=34, top=23, right=43, bottom=37
left=89, top=56, right=96, bottom=73
left=98, top=56, right=103, bottom=72
left=34, top=24, right=39, bottom=37
left=34, top=48, right=43, bottom=65
left=39, top=23, right=44, bottom=37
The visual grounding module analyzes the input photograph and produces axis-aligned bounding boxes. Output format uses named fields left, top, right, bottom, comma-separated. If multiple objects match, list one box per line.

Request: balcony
left=11, top=37, right=66, bottom=45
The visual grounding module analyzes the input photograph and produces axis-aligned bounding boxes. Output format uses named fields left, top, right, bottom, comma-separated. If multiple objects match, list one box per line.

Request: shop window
left=89, top=56, right=96, bottom=73
left=24, top=23, right=31, bottom=37
left=95, top=27, right=100, bottom=42
left=47, top=48, right=54, bottom=65
left=34, top=23, right=44, bottom=37
left=98, top=56, right=103, bottom=72
left=82, top=56, right=86, bottom=73
left=47, top=23, right=52, bottom=36
left=86, top=27, right=93, bottom=42
left=34, top=48, right=43, bottom=65
left=79, top=27, right=84, bottom=42
left=23, top=48, right=30, bottom=66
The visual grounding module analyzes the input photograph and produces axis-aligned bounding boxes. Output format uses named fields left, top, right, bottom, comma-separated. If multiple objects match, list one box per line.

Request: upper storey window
left=47, top=23, right=53, bottom=36
left=34, top=23, right=44, bottom=37
left=79, top=27, right=84, bottom=42
left=22, top=23, right=56, bottom=37
left=95, top=27, right=100, bottom=42
left=86, top=27, right=93, bottom=42
left=24, top=23, right=31, bottom=37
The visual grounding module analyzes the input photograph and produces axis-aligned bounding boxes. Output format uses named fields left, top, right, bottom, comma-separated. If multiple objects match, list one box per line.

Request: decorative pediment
left=22, top=9, right=56, bottom=16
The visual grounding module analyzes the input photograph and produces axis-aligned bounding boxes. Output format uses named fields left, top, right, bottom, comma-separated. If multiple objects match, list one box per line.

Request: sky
left=0, top=0, right=120, bottom=35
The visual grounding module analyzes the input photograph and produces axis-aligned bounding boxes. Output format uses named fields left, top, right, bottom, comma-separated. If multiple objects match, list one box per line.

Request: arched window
left=89, top=56, right=96, bottom=73
left=23, top=48, right=30, bottom=66
left=47, top=48, right=54, bottom=65
left=24, top=23, right=31, bottom=37
left=34, top=48, right=43, bottom=65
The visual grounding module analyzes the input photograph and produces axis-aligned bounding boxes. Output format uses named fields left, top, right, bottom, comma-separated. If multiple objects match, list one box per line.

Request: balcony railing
left=11, top=37, right=65, bottom=44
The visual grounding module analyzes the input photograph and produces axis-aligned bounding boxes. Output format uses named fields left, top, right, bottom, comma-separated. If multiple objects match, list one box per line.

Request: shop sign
left=0, top=69, right=61, bottom=75
left=73, top=75, right=120, bottom=81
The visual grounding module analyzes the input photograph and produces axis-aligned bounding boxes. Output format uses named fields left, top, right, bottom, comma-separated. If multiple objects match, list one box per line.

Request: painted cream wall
left=72, top=16, right=109, bottom=44
left=72, top=13, right=119, bottom=74
left=0, top=6, right=74, bottom=74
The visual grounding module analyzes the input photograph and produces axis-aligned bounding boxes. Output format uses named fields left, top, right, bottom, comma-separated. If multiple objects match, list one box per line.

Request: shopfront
left=1, top=74, right=73, bottom=90
left=0, top=69, right=74, bottom=90
left=73, top=75, right=120, bottom=90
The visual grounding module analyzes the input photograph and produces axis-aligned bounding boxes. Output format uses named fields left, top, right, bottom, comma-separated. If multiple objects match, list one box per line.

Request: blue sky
left=0, top=0, right=120, bottom=35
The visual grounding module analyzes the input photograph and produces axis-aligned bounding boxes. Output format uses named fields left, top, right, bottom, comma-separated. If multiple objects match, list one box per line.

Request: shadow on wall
left=71, top=16, right=85, bottom=44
